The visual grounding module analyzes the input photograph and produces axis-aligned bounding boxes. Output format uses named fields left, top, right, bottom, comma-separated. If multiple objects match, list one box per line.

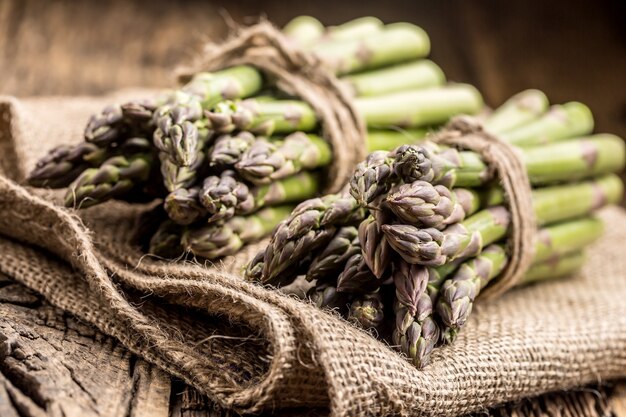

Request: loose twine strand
left=177, top=22, right=536, bottom=299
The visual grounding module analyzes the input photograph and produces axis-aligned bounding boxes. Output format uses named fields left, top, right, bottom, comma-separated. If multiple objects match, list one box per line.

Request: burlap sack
left=0, top=93, right=625, bottom=417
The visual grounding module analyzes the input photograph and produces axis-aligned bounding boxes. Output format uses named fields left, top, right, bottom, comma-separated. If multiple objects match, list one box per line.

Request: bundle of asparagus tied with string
left=27, top=16, right=484, bottom=259
left=245, top=89, right=625, bottom=369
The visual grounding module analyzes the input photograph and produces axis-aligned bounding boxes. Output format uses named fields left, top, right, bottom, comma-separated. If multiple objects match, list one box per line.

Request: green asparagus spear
left=306, top=226, right=360, bottom=282
left=311, top=23, right=430, bottom=75
left=522, top=251, right=585, bottom=284
left=482, top=89, right=549, bottom=135
left=354, top=135, right=624, bottom=206
left=148, top=219, right=185, bottom=259
left=386, top=183, right=481, bottom=229
left=358, top=212, right=393, bottom=278
left=160, top=150, right=206, bottom=192
left=437, top=216, right=604, bottom=342
left=282, top=16, right=325, bottom=46
left=235, top=129, right=429, bottom=185
left=199, top=171, right=255, bottom=223
left=386, top=174, right=622, bottom=231
left=383, top=206, right=509, bottom=266
left=153, top=66, right=264, bottom=167
left=336, top=252, right=380, bottom=293
left=182, top=205, right=293, bottom=259
left=84, top=92, right=175, bottom=147
left=253, top=192, right=368, bottom=286
left=348, top=290, right=386, bottom=330
left=323, top=17, right=384, bottom=43
left=365, top=129, right=428, bottom=152
left=164, top=187, right=207, bottom=225
left=392, top=260, right=441, bottom=369
left=208, top=132, right=257, bottom=167
left=307, top=282, right=351, bottom=312
left=497, top=102, right=594, bottom=146
left=206, top=84, right=482, bottom=135
left=64, top=153, right=154, bottom=208
left=27, top=142, right=109, bottom=188
left=236, top=133, right=332, bottom=184
left=342, top=60, right=445, bottom=97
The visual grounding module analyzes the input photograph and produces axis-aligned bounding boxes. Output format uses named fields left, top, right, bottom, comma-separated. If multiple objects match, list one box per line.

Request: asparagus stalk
left=322, top=17, right=384, bottom=43
left=164, top=187, right=207, bottom=225
left=199, top=170, right=320, bottom=223
left=148, top=220, right=185, bottom=259
left=235, top=133, right=332, bottom=184
left=306, top=226, right=360, bottom=282
left=282, top=16, right=325, bottom=46
left=152, top=66, right=264, bottom=169
left=307, top=282, right=351, bottom=312
left=208, top=132, right=257, bottom=167
left=27, top=142, right=109, bottom=188
left=182, top=205, right=294, bottom=259
left=28, top=137, right=154, bottom=188
left=365, top=129, right=428, bottom=152
left=342, top=60, right=445, bottom=97
left=392, top=260, right=444, bottom=369
left=437, top=216, right=604, bottom=342
left=310, top=23, right=430, bottom=75
left=336, top=252, right=380, bottom=293
left=64, top=153, right=155, bottom=208
left=251, top=192, right=368, bottom=286
left=235, top=129, right=428, bottom=185
left=356, top=84, right=483, bottom=128
left=497, top=102, right=594, bottom=147
left=383, top=172, right=622, bottom=267
left=482, top=89, right=549, bottom=135
left=520, top=134, right=625, bottom=184
left=200, top=171, right=255, bottom=223
left=385, top=173, right=622, bottom=230
left=160, top=150, right=206, bottom=192
left=353, top=135, right=625, bottom=206
left=358, top=211, right=393, bottom=278
left=253, top=171, right=321, bottom=207
left=348, top=290, right=386, bottom=329
left=205, top=84, right=483, bottom=135
left=84, top=98, right=164, bottom=148
left=383, top=206, right=510, bottom=266
left=386, top=183, right=481, bottom=229
left=523, top=251, right=585, bottom=284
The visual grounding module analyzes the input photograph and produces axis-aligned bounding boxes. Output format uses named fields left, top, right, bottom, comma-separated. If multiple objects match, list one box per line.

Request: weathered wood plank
left=0, top=272, right=171, bottom=417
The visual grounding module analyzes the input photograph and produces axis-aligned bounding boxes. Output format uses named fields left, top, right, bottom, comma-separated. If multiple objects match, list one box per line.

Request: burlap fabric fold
left=1, top=93, right=626, bottom=417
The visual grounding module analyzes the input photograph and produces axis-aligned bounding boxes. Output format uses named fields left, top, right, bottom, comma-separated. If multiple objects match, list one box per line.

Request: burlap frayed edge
left=0, top=175, right=331, bottom=412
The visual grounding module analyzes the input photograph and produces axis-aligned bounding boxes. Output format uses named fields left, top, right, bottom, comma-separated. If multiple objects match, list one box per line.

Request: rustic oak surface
left=1, top=0, right=626, bottom=416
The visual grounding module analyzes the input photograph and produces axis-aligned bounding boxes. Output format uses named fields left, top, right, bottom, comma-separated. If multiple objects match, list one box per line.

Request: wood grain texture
left=0, top=272, right=172, bottom=417
left=0, top=1, right=625, bottom=415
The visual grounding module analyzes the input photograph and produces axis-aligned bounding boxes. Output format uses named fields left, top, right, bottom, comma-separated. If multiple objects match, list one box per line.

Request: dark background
left=1, top=0, right=625, bottom=171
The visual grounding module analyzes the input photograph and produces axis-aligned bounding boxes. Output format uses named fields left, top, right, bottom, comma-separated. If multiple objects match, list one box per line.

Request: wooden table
left=1, top=1, right=625, bottom=415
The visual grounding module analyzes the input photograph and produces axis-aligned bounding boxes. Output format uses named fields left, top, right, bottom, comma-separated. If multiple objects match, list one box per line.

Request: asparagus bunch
left=28, top=16, right=486, bottom=261
left=247, top=89, right=625, bottom=369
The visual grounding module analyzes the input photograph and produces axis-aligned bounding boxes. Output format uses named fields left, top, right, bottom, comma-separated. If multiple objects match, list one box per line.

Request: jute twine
left=176, top=21, right=367, bottom=193
left=431, top=116, right=537, bottom=299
